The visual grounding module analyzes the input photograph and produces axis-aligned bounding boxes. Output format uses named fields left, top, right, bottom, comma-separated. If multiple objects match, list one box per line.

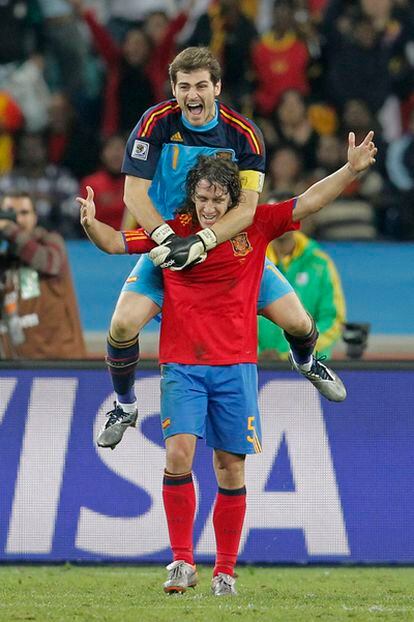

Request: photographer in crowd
left=0, top=191, right=86, bottom=359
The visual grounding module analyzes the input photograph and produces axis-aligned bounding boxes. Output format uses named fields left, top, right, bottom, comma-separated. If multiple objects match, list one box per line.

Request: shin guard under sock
left=106, top=333, right=139, bottom=403
left=162, top=470, right=196, bottom=565
left=284, top=314, right=319, bottom=365
left=213, top=486, right=246, bottom=577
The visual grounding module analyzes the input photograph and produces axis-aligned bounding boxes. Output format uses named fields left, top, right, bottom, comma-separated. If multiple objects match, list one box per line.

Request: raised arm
left=78, top=186, right=126, bottom=254
left=69, top=0, right=121, bottom=67
left=293, top=131, right=377, bottom=221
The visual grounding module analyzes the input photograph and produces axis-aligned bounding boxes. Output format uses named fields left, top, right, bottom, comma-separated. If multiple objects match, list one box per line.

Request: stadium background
left=1, top=0, right=414, bottom=568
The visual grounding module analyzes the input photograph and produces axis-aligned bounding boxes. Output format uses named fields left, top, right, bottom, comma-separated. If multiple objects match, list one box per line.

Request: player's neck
left=181, top=102, right=219, bottom=132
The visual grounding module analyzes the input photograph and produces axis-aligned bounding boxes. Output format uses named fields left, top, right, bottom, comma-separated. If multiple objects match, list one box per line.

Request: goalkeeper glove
left=150, top=223, right=183, bottom=267
left=150, top=223, right=177, bottom=245
left=149, top=228, right=217, bottom=270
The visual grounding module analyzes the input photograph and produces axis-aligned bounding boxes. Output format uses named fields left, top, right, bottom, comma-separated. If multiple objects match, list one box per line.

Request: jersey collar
left=181, top=101, right=219, bottom=132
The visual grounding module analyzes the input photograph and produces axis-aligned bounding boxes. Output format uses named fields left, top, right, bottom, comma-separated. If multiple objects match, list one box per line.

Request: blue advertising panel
left=0, top=367, right=413, bottom=563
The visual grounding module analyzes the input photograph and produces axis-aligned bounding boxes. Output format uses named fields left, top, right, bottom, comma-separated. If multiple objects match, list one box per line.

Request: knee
left=216, top=460, right=244, bottom=479
left=110, top=300, right=144, bottom=341
left=110, top=311, right=135, bottom=342
left=284, top=312, right=312, bottom=337
left=166, top=444, right=193, bottom=474
left=110, top=294, right=159, bottom=341
left=262, top=294, right=312, bottom=337
left=214, top=454, right=245, bottom=488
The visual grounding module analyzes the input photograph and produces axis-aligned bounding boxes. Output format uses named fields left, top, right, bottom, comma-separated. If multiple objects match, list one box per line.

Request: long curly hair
left=177, top=156, right=242, bottom=225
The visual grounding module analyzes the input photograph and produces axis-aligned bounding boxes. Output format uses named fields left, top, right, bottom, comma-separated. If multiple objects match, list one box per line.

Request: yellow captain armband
left=239, top=170, right=265, bottom=193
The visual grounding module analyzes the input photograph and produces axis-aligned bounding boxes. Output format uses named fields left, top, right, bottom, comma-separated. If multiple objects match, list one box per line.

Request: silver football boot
left=96, top=402, right=138, bottom=450
left=163, top=560, right=198, bottom=594
left=211, top=573, right=237, bottom=596
left=289, top=353, right=347, bottom=402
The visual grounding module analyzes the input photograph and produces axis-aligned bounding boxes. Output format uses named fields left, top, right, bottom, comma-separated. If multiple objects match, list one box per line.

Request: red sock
left=162, top=470, right=196, bottom=565
left=213, top=486, right=246, bottom=577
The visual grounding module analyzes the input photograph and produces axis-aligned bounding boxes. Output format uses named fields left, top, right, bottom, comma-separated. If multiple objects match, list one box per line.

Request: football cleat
left=288, top=352, right=347, bottom=402
left=163, top=560, right=198, bottom=594
left=96, top=402, right=138, bottom=450
left=211, top=573, right=237, bottom=596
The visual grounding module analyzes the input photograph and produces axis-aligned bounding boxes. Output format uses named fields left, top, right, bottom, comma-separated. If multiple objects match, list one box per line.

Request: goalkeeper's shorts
left=122, top=254, right=164, bottom=308
left=122, top=255, right=293, bottom=311
left=160, top=362, right=262, bottom=455
left=257, top=258, right=293, bottom=309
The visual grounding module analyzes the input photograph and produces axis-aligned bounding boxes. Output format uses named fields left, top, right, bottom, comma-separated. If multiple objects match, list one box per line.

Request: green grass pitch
left=1, top=565, right=414, bottom=621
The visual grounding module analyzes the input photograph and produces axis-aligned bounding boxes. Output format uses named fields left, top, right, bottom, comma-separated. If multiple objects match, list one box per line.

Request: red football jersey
left=252, top=34, right=310, bottom=115
left=123, top=199, right=299, bottom=365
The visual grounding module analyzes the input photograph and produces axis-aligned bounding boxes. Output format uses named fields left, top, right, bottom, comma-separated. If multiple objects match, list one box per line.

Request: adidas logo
left=170, top=132, right=183, bottom=142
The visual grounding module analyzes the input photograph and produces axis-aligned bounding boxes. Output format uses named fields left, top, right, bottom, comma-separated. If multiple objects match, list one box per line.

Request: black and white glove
left=149, top=223, right=182, bottom=267
left=149, top=228, right=217, bottom=270
left=150, top=223, right=177, bottom=246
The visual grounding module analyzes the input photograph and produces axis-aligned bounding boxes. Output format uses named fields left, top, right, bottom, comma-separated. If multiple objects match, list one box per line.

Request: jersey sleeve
left=235, top=118, right=266, bottom=193
left=219, top=103, right=266, bottom=175
left=121, top=216, right=189, bottom=254
left=236, top=118, right=266, bottom=174
left=122, top=101, right=177, bottom=180
left=255, top=199, right=300, bottom=241
left=121, top=229, right=155, bottom=254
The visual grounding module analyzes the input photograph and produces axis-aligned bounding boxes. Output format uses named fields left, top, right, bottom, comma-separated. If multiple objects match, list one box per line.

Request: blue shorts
left=160, top=363, right=262, bottom=455
left=122, top=255, right=293, bottom=310
left=257, top=258, right=293, bottom=309
left=122, top=255, right=164, bottom=308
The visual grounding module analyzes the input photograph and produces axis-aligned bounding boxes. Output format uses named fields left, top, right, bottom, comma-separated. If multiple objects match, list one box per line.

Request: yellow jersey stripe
left=220, top=108, right=261, bottom=154
left=141, top=103, right=176, bottom=137
left=124, top=234, right=149, bottom=240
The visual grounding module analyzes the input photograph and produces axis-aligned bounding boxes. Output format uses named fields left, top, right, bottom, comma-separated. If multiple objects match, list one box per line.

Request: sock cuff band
left=218, top=486, right=246, bottom=496
left=107, top=332, right=139, bottom=349
left=163, top=470, right=193, bottom=486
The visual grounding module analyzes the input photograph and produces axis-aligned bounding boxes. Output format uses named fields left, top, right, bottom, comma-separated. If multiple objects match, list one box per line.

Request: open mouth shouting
left=186, top=101, right=204, bottom=122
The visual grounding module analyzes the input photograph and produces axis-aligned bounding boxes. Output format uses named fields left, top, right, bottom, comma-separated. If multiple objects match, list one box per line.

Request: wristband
left=150, top=223, right=175, bottom=245
left=197, top=228, right=217, bottom=251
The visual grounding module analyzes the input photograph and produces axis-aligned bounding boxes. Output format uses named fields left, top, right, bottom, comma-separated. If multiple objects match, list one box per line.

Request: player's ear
left=171, top=81, right=176, bottom=97
left=214, top=80, right=222, bottom=97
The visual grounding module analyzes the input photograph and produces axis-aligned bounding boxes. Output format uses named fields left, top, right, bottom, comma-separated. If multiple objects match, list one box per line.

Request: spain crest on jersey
left=231, top=233, right=253, bottom=257
left=178, top=213, right=192, bottom=226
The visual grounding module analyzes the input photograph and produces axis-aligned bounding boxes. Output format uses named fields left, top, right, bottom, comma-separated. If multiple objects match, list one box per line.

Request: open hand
left=76, top=186, right=96, bottom=228
left=348, top=131, right=377, bottom=173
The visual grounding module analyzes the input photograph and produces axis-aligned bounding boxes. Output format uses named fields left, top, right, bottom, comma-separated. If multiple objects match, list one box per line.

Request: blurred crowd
left=0, top=0, right=414, bottom=240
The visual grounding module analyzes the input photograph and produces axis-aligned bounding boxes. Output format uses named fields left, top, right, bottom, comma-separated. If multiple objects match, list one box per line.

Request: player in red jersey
left=78, top=132, right=377, bottom=596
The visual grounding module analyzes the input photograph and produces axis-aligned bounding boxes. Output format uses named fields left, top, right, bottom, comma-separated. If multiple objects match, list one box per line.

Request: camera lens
left=342, top=322, right=370, bottom=359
